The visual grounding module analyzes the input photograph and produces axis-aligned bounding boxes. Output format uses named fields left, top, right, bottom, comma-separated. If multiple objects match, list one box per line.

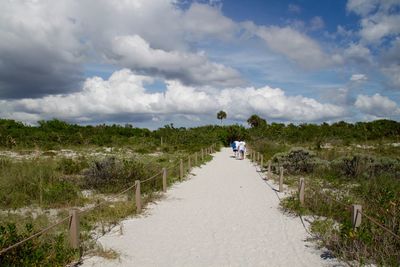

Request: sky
left=0, top=0, right=400, bottom=129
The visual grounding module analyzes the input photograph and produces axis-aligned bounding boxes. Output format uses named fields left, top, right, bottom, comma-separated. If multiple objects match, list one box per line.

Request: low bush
left=0, top=223, right=76, bottom=266
left=56, top=157, right=88, bottom=175
left=82, top=156, right=163, bottom=193
left=331, top=155, right=400, bottom=179
left=0, top=159, right=82, bottom=209
left=83, top=157, right=124, bottom=192
left=43, top=181, right=80, bottom=206
left=272, top=147, right=319, bottom=174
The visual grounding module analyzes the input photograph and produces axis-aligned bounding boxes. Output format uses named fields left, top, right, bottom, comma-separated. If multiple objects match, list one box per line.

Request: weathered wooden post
left=257, top=152, right=260, bottom=162
left=267, top=161, right=271, bottom=180
left=201, top=148, right=204, bottom=161
left=188, top=156, right=191, bottom=172
left=135, top=180, right=141, bottom=212
left=180, top=159, right=184, bottom=180
left=279, top=167, right=284, bottom=192
left=260, top=155, right=264, bottom=171
left=39, top=175, right=43, bottom=206
left=299, top=177, right=305, bottom=205
left=195, top=152, right=198, bottom=166
left=351, top=204, right=362, bottom=228
left=162, top=167, right=167, bottom=192
left=69, top=209, right=80, bottom=249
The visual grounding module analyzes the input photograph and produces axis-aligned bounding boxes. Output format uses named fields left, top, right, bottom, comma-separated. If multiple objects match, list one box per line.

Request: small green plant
left=0, top=223, right=76, bottom=266
left=272, top=147, right=318, bottom=174
left=56, top=157, right=88, bottom=175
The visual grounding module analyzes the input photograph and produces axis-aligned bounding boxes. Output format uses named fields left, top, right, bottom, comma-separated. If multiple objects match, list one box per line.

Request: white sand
left=82, top=148, right=341, bottom=267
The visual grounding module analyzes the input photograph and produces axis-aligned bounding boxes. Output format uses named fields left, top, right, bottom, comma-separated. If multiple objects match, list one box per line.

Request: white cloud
left=110, top=35, right=244, bottom=87
left=346, top=0, right=379, bottom=16
left=219, top=86, right=347, bottom=121
left=380, top=38, right=400, bottom=88
left=336, top=25, right=354, bottom=38
left=182, top=3, right=237, bottom=41
left=350, top=74, right=368, bottom=82
left=255, top=26, right=333, bottom=69
left=343, top=43, right=373, bottom=65
left=288, top=4, right=302, bottom=14
left=310, top=16, right=325, bottom=31
left=347, top=0, right=400, bottom=44
left=355, top=93, right=400, bottom=116
left=0, top=69, right=346, bottom=124
left=360, top=14, right=400, bottom=43
left=0, top=0, right=245, bottom=98
left=381, top=64, right=400, bottom=88
left=0, top=0, right=85, bottom=98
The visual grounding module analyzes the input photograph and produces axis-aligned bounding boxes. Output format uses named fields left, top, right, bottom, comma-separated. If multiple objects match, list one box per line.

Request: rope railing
left=0, top=143, right=217, bottom=258
left=0, top=215, right=72, bottom=255
left=250, top=148, right=400, bottom=242
left=140, top=171, right=163, bottom=184
left=358, top=209, right=400, bottom=240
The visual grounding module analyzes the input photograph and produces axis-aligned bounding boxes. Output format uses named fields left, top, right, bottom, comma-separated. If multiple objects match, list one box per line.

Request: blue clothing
left=231, top=142, right=236, bottom=149
left=231, top=141, right=238, bottom=151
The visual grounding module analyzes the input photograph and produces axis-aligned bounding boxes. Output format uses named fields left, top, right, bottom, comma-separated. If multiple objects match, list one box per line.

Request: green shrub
left=82, top=157, right=159, bottom=193
left=272, top=147, right=319, bottom=174
left=83, top=157, right=124, bottom=192
left=331, top=155, right=400, bottom=179
left=56, top=157, right=88, bottom=175
left=43, top=181, right=80, bottom=206
left=0, top=223, right=76, bottom=266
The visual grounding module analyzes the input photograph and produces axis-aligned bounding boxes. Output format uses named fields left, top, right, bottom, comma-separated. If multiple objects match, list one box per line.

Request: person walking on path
left=238, top=141, right=246, bottom=160
left=231, top=141, right=238, bottom=157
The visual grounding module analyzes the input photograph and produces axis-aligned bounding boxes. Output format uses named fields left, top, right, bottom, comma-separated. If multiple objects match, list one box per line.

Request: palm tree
left=217, top=110, right=227, bottom=125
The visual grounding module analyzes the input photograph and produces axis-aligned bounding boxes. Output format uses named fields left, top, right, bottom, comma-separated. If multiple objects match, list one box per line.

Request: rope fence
left=0, top=143, right=217, bottom=259
left=248, top=148, right=400, bottom=242
left=0, top=215, right=72, bottom=255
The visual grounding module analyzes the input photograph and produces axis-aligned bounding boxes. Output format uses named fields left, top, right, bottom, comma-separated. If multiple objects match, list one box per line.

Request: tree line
left=1, top=116, right=399, bottom=150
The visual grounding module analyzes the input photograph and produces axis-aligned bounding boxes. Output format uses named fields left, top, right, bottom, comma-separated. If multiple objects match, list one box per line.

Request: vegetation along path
left=82, top=148, right=341, bottom=267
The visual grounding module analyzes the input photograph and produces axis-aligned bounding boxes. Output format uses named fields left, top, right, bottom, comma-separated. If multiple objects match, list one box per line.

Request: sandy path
left=82, top=148, right=340, bottom=267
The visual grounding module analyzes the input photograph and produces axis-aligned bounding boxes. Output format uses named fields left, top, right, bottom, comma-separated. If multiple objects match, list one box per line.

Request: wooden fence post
left=39, top=175, right=43, bottom=207
left=267, top=160, right=271, bottom=180
left=162, top=167, right=167, bottom=192
left=188, top=156, right=191, bottom=172
left=260, top=155, right=264, bottom=171
left=195, top=152, right=198, bottom=166
left=299, top=177, right=305, bottom=205
left=180, top=159, right=184, bottom=180
left=257, top=152, right=260, bottom=162
left=135, top=180, right=141, bottom=213
left=351, top=204, right=362, bottom=228
left=279, top=167, right=284, bottom=192
left=201, top=149, right=204, bottom=161
left=69, top=209, right=80, bottom=249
